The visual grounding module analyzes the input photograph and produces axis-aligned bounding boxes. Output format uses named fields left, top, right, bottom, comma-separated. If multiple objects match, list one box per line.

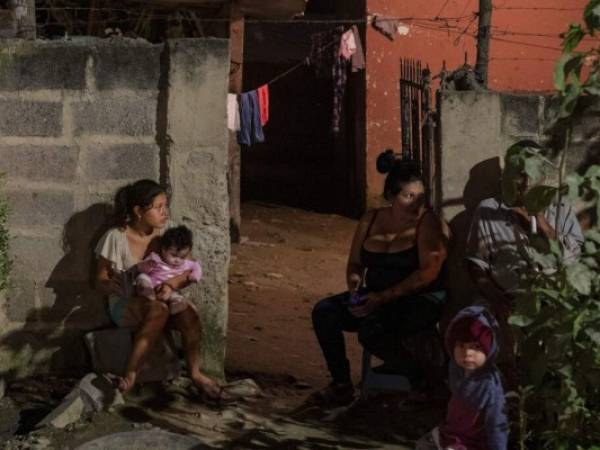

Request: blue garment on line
left=237, top=91, right=265, bottom=146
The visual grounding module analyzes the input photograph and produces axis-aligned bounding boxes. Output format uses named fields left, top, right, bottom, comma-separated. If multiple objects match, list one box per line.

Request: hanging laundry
left=332, top=56, right=348, bottom=134
left=227, top=93, right=241, bottom=132
left=257, top=84, right=269, bottom=126
left=339, top=29, right=357, bottom=60
left=372, top=15, right=401, bottom=41
left=351, top=25, right=366, bottom=72
left=309, top=28, right=343, bottom=79
left=237, top=90, right=264, bottom=146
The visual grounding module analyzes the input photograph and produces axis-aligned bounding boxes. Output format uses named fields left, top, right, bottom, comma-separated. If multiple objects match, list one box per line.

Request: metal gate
left=399, top=58, right=439, bottom=210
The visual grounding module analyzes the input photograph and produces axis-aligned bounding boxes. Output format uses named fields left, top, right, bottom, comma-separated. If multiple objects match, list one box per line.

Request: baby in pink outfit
left=135, top=225, right=202, bottom=314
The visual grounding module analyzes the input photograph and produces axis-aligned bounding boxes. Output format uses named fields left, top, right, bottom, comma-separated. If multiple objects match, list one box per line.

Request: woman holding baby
left=94, top=179, right=226, bottom=401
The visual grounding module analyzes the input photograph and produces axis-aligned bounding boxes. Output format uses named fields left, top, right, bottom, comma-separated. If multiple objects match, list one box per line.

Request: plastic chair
left=360, top=349, right=411, bottom=399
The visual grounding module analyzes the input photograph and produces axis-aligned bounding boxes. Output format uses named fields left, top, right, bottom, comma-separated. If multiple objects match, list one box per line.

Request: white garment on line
left=227, top=93, right=241, bottom=131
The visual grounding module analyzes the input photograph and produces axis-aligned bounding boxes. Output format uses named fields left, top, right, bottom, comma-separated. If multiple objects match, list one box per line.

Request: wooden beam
left=228, top=0, right=244, bottom=242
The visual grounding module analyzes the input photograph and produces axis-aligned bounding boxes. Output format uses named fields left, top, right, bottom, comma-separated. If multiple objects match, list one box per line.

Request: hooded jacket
left=439, top=306, right=509, bottom=450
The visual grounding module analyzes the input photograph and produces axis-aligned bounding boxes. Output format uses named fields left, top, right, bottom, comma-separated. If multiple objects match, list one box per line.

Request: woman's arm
left=374, top=212, right=448, bottom=303
left=346, top=210, right=376, bottom=291
left=95, top=256, right=123, bottom=296
left=155, top=271, right=193, bottom=301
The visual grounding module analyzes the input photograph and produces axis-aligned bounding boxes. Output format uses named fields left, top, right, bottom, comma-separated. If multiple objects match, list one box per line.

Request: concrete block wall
left=438, top=90, right=599, bottom=319
left=0, top=38, right=230, bottom=379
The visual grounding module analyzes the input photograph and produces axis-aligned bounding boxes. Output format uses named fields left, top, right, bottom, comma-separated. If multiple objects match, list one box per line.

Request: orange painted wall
left=365, top=0, right=592, bottom=205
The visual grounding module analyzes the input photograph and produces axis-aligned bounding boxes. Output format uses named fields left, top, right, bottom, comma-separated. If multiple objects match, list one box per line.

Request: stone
left=75, top=430, right=206, bottom=450
left=37, top=393, right=86, bottom=429
left=77, top=373, right=124, bottom=412
left=93, top=42, right=162, bottom=90
left=0, top=100, right=62, bottom=137
left=81, top=144, right=159, bottom=181
left=223, top=378, right=262, bottom=398
left=0, top=378, right=4, bottom=400
left=6, top=189, right=74, bottom=227
left=73, top=98, right=156, bottom=136
left=265, top=272, right=284, bottom=279
left=0, top=41, right=88, bottom=90
left=0, top=145, right=79, bottom=182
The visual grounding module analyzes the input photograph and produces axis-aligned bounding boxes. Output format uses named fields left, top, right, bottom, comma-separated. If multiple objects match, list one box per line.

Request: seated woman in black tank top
left=312, top=151, right=449, bottom=404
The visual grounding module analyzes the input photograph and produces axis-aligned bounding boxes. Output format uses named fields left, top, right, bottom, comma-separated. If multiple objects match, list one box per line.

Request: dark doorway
left=241, top=3, right=366, bottom=218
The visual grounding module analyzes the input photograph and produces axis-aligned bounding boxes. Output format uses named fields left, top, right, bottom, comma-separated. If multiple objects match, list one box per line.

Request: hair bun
left=376, top=149, right=396, bottom=174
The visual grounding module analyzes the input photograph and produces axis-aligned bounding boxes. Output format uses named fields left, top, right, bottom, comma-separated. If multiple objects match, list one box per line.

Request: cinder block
left=501, top=94, right=541, bottom=137
left=93, top=43, right=162, bottom=90
left=82, top=144, right=158, bottom=180
left=5, top=189, right=74, bottom=227
left=166, top=39, right=229, bottom=147
left=73, top=98, right=155, bottom=136
left=0, top=145, right=78, bottom=182
left=10, top=235, right=64, bottom=282
left=5, top=278, right=36, bottom=322
left=0, top=43, right=88, bottom=90
left=0, top=100, right=62, bottom=137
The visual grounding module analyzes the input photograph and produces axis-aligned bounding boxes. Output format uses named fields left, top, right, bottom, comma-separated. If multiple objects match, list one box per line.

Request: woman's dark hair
left=376, top=150, right=425, bottom=200
left=161, top=226, right=193, bottom=251
left=113, top=179, right=166, bottom=227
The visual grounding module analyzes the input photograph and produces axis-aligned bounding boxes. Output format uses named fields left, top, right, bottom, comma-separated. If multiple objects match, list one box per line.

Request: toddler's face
left=162, top=246, right=190, bottom=267
left=454, top=340, right=487, bottom=372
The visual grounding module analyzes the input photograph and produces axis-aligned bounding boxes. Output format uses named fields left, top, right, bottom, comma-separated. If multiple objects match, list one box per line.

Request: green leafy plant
left=505, top=2, right=600, bottom=448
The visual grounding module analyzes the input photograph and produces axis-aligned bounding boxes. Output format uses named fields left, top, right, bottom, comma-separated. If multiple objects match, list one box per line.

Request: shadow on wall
left=441, top=157, right=502, bottom=329
left=0, top=203, right=113, bottom=379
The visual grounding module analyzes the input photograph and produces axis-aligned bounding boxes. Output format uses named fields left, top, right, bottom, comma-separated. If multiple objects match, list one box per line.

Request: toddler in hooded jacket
left=416, top=306, right=509, bottom=450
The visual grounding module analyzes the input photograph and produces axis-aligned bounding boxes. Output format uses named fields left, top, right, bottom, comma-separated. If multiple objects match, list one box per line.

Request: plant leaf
left=524, top=185, right=558, bottom=214
left=554, top=53, right=584, bottom=92
left=584, top=0, right=600, bottom=34
left=509, top=314, right=535, bottom=327
left=566, top=263, right=593, bottom=295
left=561, top=24, right=585, bottom=53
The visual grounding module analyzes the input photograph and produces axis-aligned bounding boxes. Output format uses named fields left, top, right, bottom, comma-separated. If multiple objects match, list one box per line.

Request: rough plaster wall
left=165, top=39, right=230, bottom=380
left=439, top=90, right=599, bottom=319
left=0, top=38, right=230, bottom=379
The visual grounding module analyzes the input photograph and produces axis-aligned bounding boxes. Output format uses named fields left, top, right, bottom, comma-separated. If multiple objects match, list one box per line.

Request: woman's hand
left=347, top=273, right=362, bottom=292
left=101, top=272, right=125, bottom=297
left=155, top=283, right=173, bottom=302
left=349, top=292, right=384, bottom=318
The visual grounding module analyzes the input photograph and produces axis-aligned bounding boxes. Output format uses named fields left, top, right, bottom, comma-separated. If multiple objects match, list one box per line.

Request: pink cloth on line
left=339, top=29, right=357, bottom=60
left=138, top=252, right=202, bottom=287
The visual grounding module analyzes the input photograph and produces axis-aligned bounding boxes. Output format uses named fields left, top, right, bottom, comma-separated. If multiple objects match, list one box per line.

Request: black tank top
left=360, top=210, right=445, bottom=294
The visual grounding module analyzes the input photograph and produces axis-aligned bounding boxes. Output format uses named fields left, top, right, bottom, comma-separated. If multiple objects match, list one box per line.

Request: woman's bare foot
left=118, top=371, right=137, bottom=393
left=191, top=373, right=230, bottom=403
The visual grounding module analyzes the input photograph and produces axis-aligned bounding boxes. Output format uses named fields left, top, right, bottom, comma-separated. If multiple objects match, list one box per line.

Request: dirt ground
left=1, top=202, right=445, bottom=450
left=226, top=202, right=363, bottom=389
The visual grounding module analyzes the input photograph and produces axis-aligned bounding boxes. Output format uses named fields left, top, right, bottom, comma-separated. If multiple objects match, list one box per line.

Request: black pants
left=312, top=291, right=442, bottom=385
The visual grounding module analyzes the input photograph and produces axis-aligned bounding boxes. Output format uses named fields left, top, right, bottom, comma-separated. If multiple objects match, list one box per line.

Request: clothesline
left=231, top=25, right=364, bottom=144
left=260, top=39, right=339, bottom=88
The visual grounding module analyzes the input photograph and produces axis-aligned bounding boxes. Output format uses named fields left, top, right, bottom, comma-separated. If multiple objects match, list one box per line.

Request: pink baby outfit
left=140, top=252, right=202, bottom=285
left=136, top=252, right=202, bottom=314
